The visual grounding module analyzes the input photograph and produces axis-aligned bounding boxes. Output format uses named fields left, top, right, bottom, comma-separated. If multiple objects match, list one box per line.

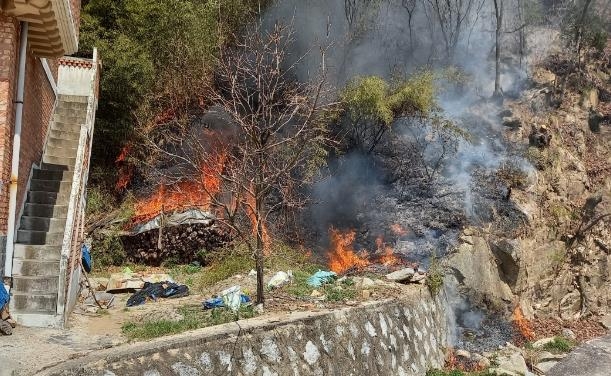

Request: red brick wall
left=17, top=50, right=56, bottom=214
left=70, top=0, right=82, bottom=40
left=0, top=17, right=57, bottom=236
left=0, top=16, right=20, bottom=235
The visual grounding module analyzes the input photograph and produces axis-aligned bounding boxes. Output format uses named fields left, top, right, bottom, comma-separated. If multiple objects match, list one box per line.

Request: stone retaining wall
left=42, top=285, right=449, bottom=376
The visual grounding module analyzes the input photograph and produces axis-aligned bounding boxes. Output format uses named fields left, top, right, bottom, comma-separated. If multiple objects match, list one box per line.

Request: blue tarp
left=0, top=284, right=9, bottom=311
left=203, top=294, right=250, bottom=310
left=307, top=270, right=337, bottom=288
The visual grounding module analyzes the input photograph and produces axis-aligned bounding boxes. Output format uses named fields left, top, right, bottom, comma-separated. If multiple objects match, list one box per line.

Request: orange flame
left=376, top=236, right=401, bottom=266
left=328, top=228, right=370, bottom=274
left=244, top=183, right=271, bottom=252
left=512, top=306, right=535, bottom=340
left=132, top=151, right=228, bottom=223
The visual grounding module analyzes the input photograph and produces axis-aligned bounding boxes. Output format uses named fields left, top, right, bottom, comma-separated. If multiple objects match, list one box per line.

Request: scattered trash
left=307, top=270, right=337, bottom=287
left=122, top=266, right=134, bottom=275
left=85, top=292, right=115, bottom=309
left=126, top=281, right=189, bottom=307
left=106, top=271, right=174, bottom=293
left=267, top=271, right=293, bottom=289
left=203, top=285, right=251, bottom=311
left=221, top=285, right=242, bottom=312
left=81, top=243, right=93, bottom=273
left=248, top=269, right=257, bottom=277
left=0, top=284, right=9, bottom=311
left=385, top=267, right=426, bottom=284
left=1, top=286, right=15, bottom=335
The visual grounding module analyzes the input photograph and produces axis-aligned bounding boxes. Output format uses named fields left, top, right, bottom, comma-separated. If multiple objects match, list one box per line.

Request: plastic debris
left=222, top=285, right=242, bottom=312
left=203, top=286, right=251, bottom=311
left=81, top=243, right=93, bottom=273
left=126, top=281, right=189, bottom=307
left=0, top=284, right=9, bottom=312
left=267, top=271, right=293, bottom=289
left=307, top=270, right=337, bottom=287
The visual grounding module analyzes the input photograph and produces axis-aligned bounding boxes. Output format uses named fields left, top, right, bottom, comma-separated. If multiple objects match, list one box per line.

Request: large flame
left=328, top=228, right=371, bottom=274
left=512, top=306, right=535, bottom=340
left=376, top=236, right=401, bottom=266
left=132, top=151, right=228, bottom=223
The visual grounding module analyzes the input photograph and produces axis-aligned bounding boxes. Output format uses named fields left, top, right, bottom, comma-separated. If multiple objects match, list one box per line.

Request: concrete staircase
left=10, top=95, right=88, bottom=324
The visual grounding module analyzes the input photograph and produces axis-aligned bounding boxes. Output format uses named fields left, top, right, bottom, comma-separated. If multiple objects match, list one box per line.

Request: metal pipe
left=4, top=22, right=29, bottom=278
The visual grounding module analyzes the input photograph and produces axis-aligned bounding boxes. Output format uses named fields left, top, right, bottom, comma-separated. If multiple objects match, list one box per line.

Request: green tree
left=339, top=72, right=437, bottom=153
left=561, top=0, right=608, bottom=63
left=78, top=0, right=268, bottom=186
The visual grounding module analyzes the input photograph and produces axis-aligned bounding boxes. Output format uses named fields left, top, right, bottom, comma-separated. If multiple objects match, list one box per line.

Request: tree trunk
left=575, top=0, right=593, bottom=65
left=493, top=0, right=503, bottom=98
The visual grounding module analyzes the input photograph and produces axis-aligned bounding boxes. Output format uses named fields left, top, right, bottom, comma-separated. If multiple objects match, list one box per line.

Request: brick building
left=0, top=1, right=99, bottom=327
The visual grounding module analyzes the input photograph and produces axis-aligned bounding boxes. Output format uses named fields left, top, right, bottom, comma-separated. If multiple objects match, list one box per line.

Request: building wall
left=0, top=15, right=20, bottom=265
left=17, top=51, right=56, bottom=217
left=70, top=0, right=81, bottom=40
left=0, top=16, right=57, bottom=267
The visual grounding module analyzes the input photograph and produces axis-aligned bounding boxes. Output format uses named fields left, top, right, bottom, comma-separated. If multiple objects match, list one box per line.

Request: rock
left=385, top=268, right=415, bottom=282
left=588, top=109, right=604, bottom=133
left=489, top=238, right=521, bottom=286
left=455, top=349, right=471, bottom=359
left=538, top=351, right=566, bottom=362
left=547, top=334, right=611, bottom=376
left=446, top=237, right=514, bottom=304
left=529, top=125, right=552, bottom=148
left=499, top=109, right=513, bottom=117
left=536, top=360, right=559, bottom=373
left=472, top=353, right=490, bottom=368
left=533, top=337, right=556, bottom=348
left=562, top=328, right=576, bottom=340
left=581, top=88, right=599, bottom=109
left=248, top=269, right=257, bottom=277
left=361, top=277, right=375, bottom=288
left=493, top=352, right=529, bottom=375
left=0, top=320, right=12, bottom=336
left=599, top=314, right=611, bottom=329
left=410, top=273, right=426, bottom=283
left=254, top=303, right=264, bottom=314
left=503, top=116, right=522, bottom=128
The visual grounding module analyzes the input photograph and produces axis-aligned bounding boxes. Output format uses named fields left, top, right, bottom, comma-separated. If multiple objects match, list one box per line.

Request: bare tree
left=143, top=23, right=333, bottom=305
left=401, top=0, right=418, bottom=49
left=493, top=0, right=504, bottom=97
left=426, top=0, right=479, bottom=61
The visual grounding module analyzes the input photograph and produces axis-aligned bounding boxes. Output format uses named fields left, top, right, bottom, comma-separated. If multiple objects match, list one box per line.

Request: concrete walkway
left=548, top=334, right=611, bottom=376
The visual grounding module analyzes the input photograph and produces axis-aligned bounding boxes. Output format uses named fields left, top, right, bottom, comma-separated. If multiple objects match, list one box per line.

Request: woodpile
left=121, top=223, right=230, bottom=266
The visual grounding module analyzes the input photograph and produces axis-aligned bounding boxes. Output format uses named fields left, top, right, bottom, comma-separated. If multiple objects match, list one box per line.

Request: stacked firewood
left=121, top=223, right=230, bottom=266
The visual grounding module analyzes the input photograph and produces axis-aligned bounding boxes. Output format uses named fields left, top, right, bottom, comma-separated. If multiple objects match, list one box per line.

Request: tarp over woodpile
left=131, top=209, right=216, bottom=235
left=122, top=209, right=229, bottom=266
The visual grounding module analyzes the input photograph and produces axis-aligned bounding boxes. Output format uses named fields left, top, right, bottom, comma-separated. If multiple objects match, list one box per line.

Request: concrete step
left=12, top=259, right=60, bottom=277
left=58, top=94, right=88, bottom=103
left=47, top=136, right=79, bottom=150
left=19, top=216, right=66, bottom=232
left=49, top=129, right=80, bottom=141
left=53, top=114, right=86, bottom=124
left=43, top=155, right=76, bottom=167
left=29, top=179, right=72, bottom=193
left=40, top=162, right=72, bottom=172
left=13, top=244, right=61, bottom=260
left=16, top=230, right=65, bottom=245
left=54, top=108, right=88, bottom=119
left=32, top=168, right=73, bottom=181
left=11, top=292, right=57, bottom=313
left=51, top=121, right=83, bottom=134
left=23, top=203, right=68, bottom=218
left=27, top=190, right=70, bottom=205
left=57, top=101, right=88, bottom=111
left=45, top=145, right=77, bottom=159
left=12, top=276, right=59, bottom=294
